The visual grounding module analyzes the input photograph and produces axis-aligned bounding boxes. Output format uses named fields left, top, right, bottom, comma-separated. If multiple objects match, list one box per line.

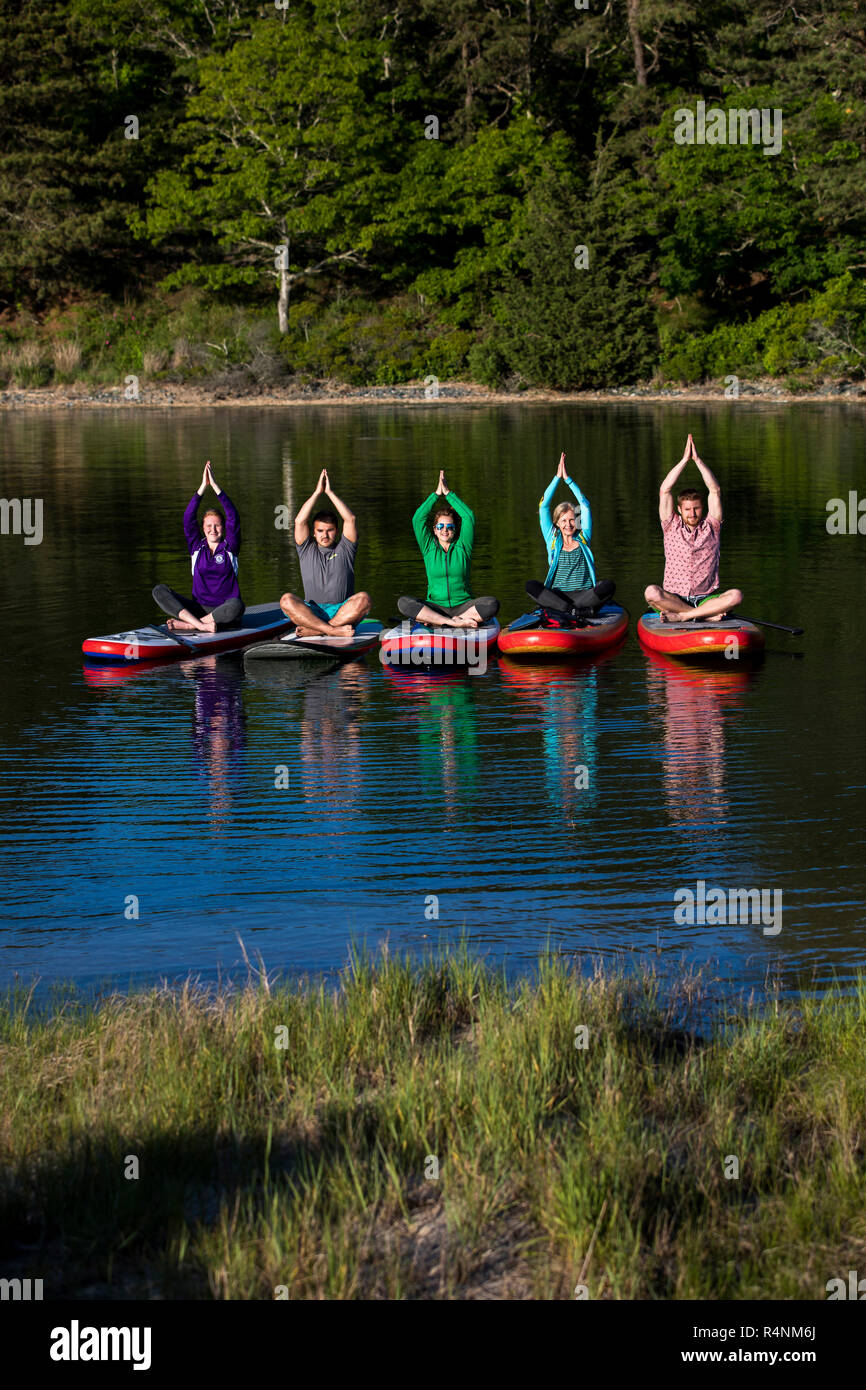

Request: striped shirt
left=662, top=514, right=721, bottom=598
left=553, top=544, right=592, bottom=592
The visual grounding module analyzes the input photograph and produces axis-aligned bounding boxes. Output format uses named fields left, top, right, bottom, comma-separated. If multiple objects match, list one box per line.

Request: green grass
left=2, top=949, right=865, bottom=1299
left=0, top=288, right=470, bottom=393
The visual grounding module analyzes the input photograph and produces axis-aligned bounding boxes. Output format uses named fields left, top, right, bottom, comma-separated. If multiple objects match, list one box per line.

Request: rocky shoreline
left=2, top=378, right=865, bottom=409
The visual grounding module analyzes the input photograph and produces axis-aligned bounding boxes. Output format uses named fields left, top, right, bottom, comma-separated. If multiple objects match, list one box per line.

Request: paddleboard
left=498, top=603, right=629, bottom=659
left=244, top=618, right=383, bottom=662
left=637, top=611, right=765, bottom=658
left=379, top=618, right=500, bottom=668
left=82, top=602, right=292, bottom=665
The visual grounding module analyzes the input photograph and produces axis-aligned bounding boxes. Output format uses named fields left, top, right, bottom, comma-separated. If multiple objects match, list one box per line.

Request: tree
left=0, top=0, right=150, bottom=308
left=490, top=158, right=658, bottom=389
left=140, top=11, right=398, bottom=332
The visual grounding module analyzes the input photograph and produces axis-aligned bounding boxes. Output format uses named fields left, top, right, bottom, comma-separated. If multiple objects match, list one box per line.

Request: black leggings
left=152, top=584, right=245, bottom=629
left=397, top=595, right=500, bottom=623
left=526, top=578, right=615, bottom=615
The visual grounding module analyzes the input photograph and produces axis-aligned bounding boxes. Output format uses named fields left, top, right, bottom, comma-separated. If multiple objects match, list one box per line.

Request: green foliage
left=660, top=274, right=866, bottom=383
left=654, top=86, right=862, bottom=315
left=488, top=166, right=658, bottom=389
left=276, top=296, right=466, bottom=385
left=1, top=0, right=865, bottom=385
left=139, top=9, right=405, bottom=328
left=381, top=120, right=573, bottom=326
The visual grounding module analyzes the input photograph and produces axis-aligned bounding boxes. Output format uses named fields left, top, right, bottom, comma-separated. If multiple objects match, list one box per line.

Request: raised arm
left=539, top=472, right=559, bottom=540
left=690, top=442, right=723, bottom=523
left=411, top=492, right=438, bottom=554
left=659, top=436, right=693, bottom=523
left=564, top=475, right=592, bottom=540
left=205, top=462, right=240, bottom=550
left=445, top=488, right=475, bottom=552
left=182, top=461, right=211, bottom=552
left=539, top=452, right=591, bottom=538
left=321, top=470, right=357, bottom=544
left=294, top=469, right=327, bottom=545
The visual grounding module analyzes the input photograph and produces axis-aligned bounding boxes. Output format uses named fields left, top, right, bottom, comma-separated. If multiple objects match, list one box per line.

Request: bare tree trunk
left=627, top=0, right=648, bottom=88
left=277, top=235, right=290, bottom=335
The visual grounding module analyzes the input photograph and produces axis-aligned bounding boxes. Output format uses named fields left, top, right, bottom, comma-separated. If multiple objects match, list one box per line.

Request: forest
left=1, top=0, right=864, bottom=391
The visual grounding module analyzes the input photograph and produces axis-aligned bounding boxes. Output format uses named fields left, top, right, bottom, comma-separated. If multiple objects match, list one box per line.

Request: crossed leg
left=397, top=596, right=499, bottom=630
left=644, top=585, right=743, bottom=623
left=279, top=590, right=370, bottom=638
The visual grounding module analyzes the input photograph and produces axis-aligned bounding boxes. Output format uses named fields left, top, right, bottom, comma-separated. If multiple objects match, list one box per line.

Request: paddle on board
left=143, top=623, right=199, bottom=652
left=736, top=616, right=804, bottom=636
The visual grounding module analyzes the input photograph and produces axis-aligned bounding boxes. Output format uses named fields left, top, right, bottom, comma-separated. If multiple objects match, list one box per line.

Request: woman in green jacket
left=397, top=471, right=499, bottom=630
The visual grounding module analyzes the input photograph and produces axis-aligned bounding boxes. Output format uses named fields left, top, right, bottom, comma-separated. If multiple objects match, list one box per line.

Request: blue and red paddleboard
left=379, top=618, right=500, bottom=668
left=637, top=612, right=765, bottom=659
left=82, top=602, right=292, bottom=665
left=498, top=604, right=629, bottom=659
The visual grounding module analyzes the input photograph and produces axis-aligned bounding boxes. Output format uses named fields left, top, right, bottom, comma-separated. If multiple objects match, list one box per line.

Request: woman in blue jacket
left=526, top=453, right=615, bottom=621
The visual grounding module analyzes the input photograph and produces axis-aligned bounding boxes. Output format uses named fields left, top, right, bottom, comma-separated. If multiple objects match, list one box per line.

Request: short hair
left=202, top=508, right=224, bottom=525
left=430, top=502, right=460, bottom=536
left=312, top=510, right=338, bottom=528
left=676, top=489, right=702, bottom=505
left=553, top=500, right=579, bottom=527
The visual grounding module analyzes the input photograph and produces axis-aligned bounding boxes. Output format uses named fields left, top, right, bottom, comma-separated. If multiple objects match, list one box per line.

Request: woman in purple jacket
left=152, top=461, right=244, bottom=632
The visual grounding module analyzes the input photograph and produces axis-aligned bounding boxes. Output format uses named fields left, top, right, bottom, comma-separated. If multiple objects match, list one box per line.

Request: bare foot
left=448, top=616, right=478, bottom=629
left=167, top=618, right=198, bottom=632
left=328, top=624, right=355, bottom=638
left=200, top=615, right=217, bottom=632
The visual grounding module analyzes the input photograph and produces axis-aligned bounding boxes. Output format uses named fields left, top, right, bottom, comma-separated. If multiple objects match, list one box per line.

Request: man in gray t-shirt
left=279, top=470, right=371, bottom=637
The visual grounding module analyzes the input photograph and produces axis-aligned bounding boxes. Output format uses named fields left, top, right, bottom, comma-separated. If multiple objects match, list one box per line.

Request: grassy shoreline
left=2, top=950, right=864, bottom=1300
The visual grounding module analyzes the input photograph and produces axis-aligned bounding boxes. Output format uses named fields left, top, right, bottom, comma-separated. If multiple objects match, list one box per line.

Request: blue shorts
left=305, top=599, right=343, bottom=621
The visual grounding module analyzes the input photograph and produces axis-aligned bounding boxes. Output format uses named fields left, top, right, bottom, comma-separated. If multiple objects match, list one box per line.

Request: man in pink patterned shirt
left=644, top=435, right=743, bottom=622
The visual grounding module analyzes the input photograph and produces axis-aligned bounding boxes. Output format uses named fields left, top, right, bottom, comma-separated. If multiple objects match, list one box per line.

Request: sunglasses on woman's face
left=435, top=522, right=455, bottom=531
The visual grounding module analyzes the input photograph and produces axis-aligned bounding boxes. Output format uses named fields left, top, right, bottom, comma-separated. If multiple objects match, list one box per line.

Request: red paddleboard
left=499, top=604, right=628, bottom=659
left=637, top=612, right=765, bottom=659
left=82, top=602, right=292, bottom=665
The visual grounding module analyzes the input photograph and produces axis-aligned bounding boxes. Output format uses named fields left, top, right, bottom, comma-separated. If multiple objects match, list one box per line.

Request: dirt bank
left=2, top=378, right=865, bottom=410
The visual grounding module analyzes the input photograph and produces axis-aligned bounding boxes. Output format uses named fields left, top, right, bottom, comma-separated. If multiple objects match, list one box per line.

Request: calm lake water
left=1, top=403, right=864, bottom=1013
